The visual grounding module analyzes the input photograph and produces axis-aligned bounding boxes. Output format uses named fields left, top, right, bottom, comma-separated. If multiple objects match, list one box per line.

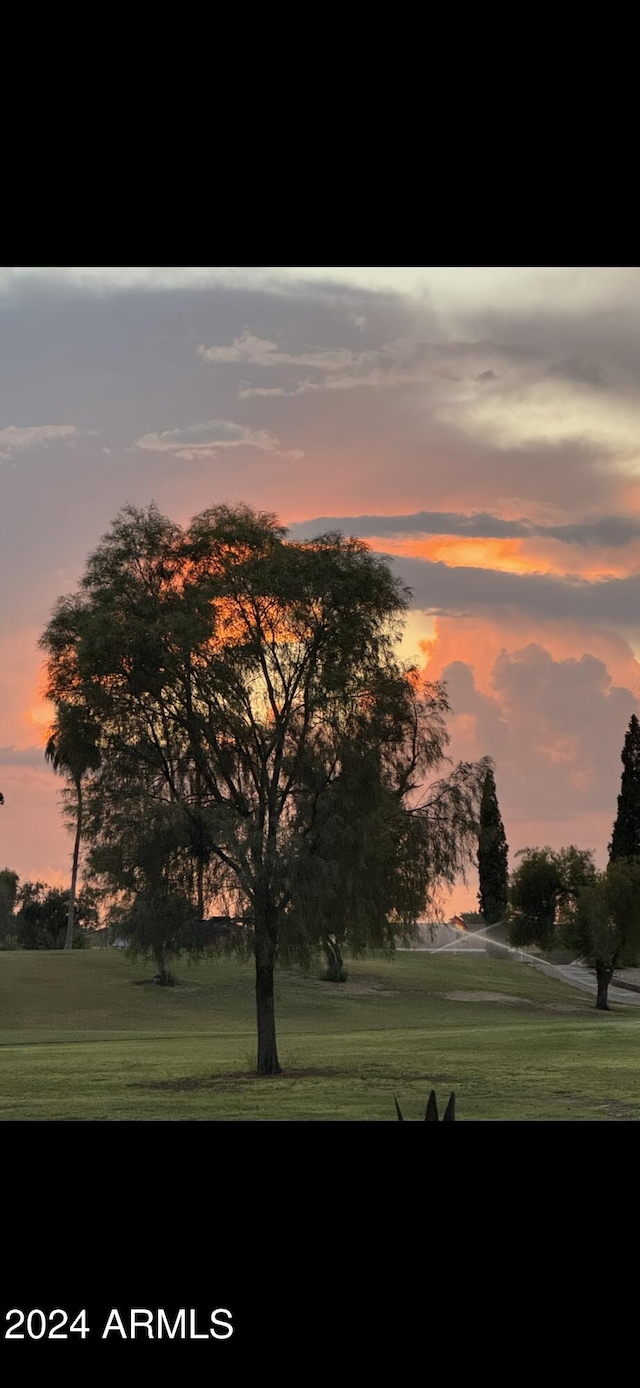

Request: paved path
left=406, top=938, right=640, bottom=1006
left=528, top=958, right=640, bottom=1006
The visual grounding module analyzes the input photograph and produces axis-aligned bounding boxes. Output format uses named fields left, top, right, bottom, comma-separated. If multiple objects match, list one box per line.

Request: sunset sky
left=1, top=265, right=639, bottom=914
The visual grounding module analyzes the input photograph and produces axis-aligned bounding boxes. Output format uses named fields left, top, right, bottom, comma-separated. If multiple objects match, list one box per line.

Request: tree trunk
left=196, top=857, right=205, bottom=920
left=254, top=912, right=281, bottom=1076
left=595, top=958, right=614, bottom=1010
left=323, top=935, right=347, bottom=982
left=153, top=943, right=171, bottom=985
left=195, top=764, right=205, bottom=920
left=65, top=782, right=82, bottom=951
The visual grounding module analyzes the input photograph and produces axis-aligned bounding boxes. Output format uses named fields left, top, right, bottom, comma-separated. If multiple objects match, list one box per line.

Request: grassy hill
left=1, top=948, right=639, bottom=1119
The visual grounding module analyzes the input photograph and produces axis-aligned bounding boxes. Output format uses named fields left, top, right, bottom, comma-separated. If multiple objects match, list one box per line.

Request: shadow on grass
left=131, top=1067, right=341, bottom=1093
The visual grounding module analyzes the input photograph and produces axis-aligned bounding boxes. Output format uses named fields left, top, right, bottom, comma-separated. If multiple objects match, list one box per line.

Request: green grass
left=1, top=948, right=639, bottom=1119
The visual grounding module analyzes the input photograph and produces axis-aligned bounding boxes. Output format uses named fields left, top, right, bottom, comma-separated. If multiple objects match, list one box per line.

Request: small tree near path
left=562, top=858, right=640, bottom=1011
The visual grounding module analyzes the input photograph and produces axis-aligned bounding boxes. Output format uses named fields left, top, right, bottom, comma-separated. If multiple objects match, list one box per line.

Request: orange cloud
left=421, top=615, right=640, bottom=698
left=25, top=699, right=54, bottom=746
left=369, top=534, right=536, bottom=575
left=364, top=532, right=640, bottom=582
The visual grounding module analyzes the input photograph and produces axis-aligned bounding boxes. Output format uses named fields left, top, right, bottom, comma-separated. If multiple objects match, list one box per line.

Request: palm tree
left=45, top=703, right=101, bottom=950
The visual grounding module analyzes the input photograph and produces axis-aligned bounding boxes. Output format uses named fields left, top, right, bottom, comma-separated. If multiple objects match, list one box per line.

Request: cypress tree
left=477, top=767, right=509, bottom=924
left=609, top=714, right=640, bottom=863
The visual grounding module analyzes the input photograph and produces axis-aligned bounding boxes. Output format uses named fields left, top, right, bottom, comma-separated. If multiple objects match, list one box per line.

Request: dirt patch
left=444, top=990, right=531, bottom=1005
left=131, top=1067, right=340, bottom=1093
left=444, top=990, right=588, bottom=1013
left=543, top=1003, right=587, bottom=1013
left=316, top=983, right=399, bottom=996
left=130, top=977, right=203, bottom=992
left=399, top=1073, right=456, bottom=1085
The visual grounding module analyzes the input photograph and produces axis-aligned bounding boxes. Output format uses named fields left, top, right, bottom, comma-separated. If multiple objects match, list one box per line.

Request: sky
left=1, top=264, right=639, bottom=915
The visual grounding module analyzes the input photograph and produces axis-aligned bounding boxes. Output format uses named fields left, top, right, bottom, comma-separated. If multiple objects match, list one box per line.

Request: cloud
left=5, top=267, right=640, bottom=317
left=0, top=744, right=46, bottom=767
left=287, top=509, right=640, bottom=549
left=394, top=553, right=640, bottom=628
left=134, top=419, right=304, bottom=461
left=202, top=331, right=543, bottom=407
left=0, top=423, right=80, bottom=463
left=198, top=332, right=373, bottom=375
left=289, top=510, right=530, bottom=539
left=0, top=268, right=272, bottom=297
left=437, top=645, right=637, bottom=825
left=196, top=321, right=640, bottom=458
left=198, top=334, right=282, bottom=366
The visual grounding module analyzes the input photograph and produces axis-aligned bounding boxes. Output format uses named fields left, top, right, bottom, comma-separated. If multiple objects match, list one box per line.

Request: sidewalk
left=530, top=958, right=640, bottom=1006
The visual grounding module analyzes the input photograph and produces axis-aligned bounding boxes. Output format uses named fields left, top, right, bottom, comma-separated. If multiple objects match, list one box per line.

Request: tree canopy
left=40, top=501, right=491, bottom=1073
left=507, top=845, right=597, bottom=949
left=13, top=880, right=98, bottom=949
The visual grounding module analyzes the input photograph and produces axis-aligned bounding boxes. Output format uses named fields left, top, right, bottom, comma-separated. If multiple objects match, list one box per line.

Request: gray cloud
left=547, top=357, right=607, bottom=388
left=0, top=745, right=46, bottom=767
left=198, top=333, right=367, bottom=374
left=0, top=423, right=81, bottom=463
left=288, top=510, right=640, bottom=548
left=389, top=554, right=640, bottom=629
left=455, top=297, right=640, bottom=400
left=440, top=647, right=637, bottom=823
left=135, top=418, right=304, bottom=461
left=200, top=329, right=537, bottom=403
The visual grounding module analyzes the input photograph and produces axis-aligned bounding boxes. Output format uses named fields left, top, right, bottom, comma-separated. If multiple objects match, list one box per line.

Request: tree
left=285, top=734, right=491, bottom=980
left=109, top=882, right=205, bottom=984
left=562, top=859, right=640, bottom=1009
left=40, top=502, right=490, bottom=1075
left=0, top=868, right=18, bottom=939
left=477, top=768, right=508, bottom=925
left=87, top=765, right=229, bottom=982
left=507, top=846, right=597, bottom=949
left=45, top=702, right=101, bottom=950
left=460, top=912, right=485, bottom=930
left=15, top=881, right=98, bottom=949
left=609, top=714, right=640, bottom=863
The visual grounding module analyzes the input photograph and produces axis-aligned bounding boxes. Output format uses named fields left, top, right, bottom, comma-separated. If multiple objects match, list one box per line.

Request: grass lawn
left=1, top=947, right=640, bottom=1119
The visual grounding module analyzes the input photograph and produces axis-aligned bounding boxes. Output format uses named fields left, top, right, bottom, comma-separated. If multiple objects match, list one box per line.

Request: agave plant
left=394, top=1089, right=456, bottom=1121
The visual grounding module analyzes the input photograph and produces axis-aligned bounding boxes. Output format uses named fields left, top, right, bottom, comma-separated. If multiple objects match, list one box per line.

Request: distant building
left=450, top=915, right=468, bottom=931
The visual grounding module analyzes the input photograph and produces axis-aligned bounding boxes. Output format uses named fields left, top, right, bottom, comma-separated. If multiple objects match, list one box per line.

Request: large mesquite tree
left=41, top=502, right=490, bottom=1074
